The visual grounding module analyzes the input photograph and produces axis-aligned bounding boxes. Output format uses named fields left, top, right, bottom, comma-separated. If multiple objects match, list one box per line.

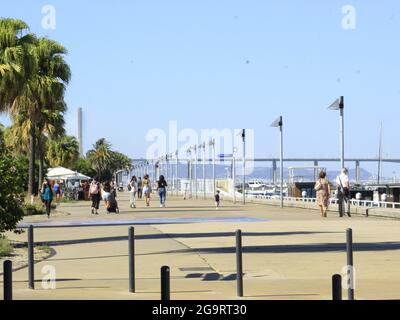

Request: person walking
left=137, top=177, right=143, bottom=199
left=128, top=176, right=138, bottom=208
left=89, top=177, right=101, bottom=215
left=41, top=179, right=54, bottom=218
left=157, top=175, right=168, bottom=207
left=53, top=180, right=62, bottom=203
left=314, top=171, right=331, bottom=218
left=215, top=190, right=221, bottom=210
left=111, top=178, right=117, bottom=198
left=102, top=180, right=112, bottom=210
left=142, top=174, right=152, bottom=207
left=336, top=168, right=351, bottom=217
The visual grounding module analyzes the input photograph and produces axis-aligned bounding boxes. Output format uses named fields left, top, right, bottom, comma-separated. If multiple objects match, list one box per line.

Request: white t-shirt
left=129, top=181, right=137, bottom=193
left=336, top=174, right=349, bottom=189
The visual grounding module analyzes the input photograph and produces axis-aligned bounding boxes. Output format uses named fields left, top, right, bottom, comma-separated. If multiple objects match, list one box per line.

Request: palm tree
left=47, top=135, right=79, bottom=168
left=87, top=138, right=112, bottom=179
left=8, top=37, right=71, bottom=196
left=36, top=100, right=66, bottom=188
left=0, top=19, right=37, bottom=112
left=6, top=98, right=67, bottom=188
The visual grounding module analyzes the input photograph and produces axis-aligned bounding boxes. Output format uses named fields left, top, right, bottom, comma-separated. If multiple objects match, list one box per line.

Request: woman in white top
left=128, top=176, right=138, bottom=208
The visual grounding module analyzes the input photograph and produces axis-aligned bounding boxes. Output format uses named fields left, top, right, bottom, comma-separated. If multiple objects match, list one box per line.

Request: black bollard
left=161, top=266, right=170, bottom=301
left=3, top=260, right=12, bottom=301
left=346, top=228, right=355, bottom=300
left=332, top=274, right=342, bottom=301
left=129, top=227, right=135, bottom=293
left=236, top=230, right=243, bottom=297
left=28, top=225, right=34, bottom=290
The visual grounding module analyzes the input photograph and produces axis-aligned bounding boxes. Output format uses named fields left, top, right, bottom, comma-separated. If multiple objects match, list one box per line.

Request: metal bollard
left=129, top=227, right=135, bottom=293
left=332, top=274, right=342, bottom=300
left=3, top=260, right=13, bottom=301
left=28, top=225, right=35, bottom=290
left=346, top=228, right=355, bottom=300
left=161, top=266, right=170, bottom=301
left=236, top=230, right=243, bottom=297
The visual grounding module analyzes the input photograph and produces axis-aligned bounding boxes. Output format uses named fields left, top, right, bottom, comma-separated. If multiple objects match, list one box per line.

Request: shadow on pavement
left=33, top=231, right=340, bottom=247
left=151, top=242, right=400, bottom=254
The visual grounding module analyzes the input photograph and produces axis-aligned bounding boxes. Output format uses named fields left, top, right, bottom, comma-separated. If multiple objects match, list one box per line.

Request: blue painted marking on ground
left=18, top=217, right=268, bottom=228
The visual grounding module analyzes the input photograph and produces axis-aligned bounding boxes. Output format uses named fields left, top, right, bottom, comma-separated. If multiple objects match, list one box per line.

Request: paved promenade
left=1, top=192, right=400, bottom=300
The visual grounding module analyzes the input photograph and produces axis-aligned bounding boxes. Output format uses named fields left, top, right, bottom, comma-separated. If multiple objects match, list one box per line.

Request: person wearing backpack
left=41, top=179, right=54, bottom=218
left=90, top=176, right=101, bottom=215
left=128, top=176, right=138, bottom=208
left=335, top=168, right=351, bottom=217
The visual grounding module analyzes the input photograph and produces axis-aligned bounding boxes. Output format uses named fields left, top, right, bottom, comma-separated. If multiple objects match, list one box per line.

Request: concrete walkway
left=2, top=192, right=400, bottom=300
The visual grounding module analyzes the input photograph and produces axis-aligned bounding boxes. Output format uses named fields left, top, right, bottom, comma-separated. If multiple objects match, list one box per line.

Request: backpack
left=90, top=182, right=99, bottom=195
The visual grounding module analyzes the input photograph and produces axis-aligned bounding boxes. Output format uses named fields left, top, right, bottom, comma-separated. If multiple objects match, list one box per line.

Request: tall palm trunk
left=28, top=123, right=36, bottom=199
left=38, top=134, right=44, bottom=191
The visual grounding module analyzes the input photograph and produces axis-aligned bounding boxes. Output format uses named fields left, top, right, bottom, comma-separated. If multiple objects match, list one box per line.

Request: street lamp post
left=194, top=145, right=198, bottom=199
left=202, top=143, right=206, bottom=199
left=241, top=130, right=246, bottom=205
left=209, top=139, right=216, bottom=196
left=233, top=147, right=237, bottom=204
left=165, top=154, right=170, bottom=194
left=187, top=148, right=193, bottom=199
left=175, top=150, right=179, bottom=197
left=328, top=96, right=345, bottom=169
left=271, top=116, right=284, bottom=209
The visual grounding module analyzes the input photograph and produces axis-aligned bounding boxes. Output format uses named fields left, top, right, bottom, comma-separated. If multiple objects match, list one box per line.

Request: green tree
left=72, top=157, right=96, bottom=178
left=87, top=138, right=112, bottom=179
left=0, top=19, right=37, bottom=112
left=0, top=127, right=25, bottom=235
left=109, top=151, right=132, bottom=174
left=36, top=101, right=66, bottom=188
left=8, top=37, right=71, bottom=196
left=87, top=139, right=132, bottom=181
left=47, top=135, right=79, bottom=168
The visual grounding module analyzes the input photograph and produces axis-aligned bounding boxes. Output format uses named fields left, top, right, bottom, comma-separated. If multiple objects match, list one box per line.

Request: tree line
left=0, top=19, right=131, bottom=202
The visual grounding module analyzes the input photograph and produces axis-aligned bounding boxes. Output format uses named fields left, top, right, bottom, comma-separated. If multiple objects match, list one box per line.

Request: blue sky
left=1, top=0, right=400, bottom=176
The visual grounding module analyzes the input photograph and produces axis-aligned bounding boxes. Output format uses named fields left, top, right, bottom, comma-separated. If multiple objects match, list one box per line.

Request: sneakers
left=91, top=208, right=94, bottom=214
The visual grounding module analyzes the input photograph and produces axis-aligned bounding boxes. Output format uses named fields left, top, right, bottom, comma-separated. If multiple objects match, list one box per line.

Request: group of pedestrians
left=127, top=174, right=168, bottom=208
left=314, top=168, right=352, bottom=218
left=89, top=177, right=119, bottom=214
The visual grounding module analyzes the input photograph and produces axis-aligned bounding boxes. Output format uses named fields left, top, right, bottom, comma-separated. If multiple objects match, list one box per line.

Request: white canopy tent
left=46, top=167, right=91, bottom=181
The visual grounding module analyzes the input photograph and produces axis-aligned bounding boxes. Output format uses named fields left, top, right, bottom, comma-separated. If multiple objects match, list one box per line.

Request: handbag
left=339, top=177, right=350, bottom=197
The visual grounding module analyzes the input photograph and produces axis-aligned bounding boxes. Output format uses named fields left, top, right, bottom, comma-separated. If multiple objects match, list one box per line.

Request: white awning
left=46, top=167, right=91, bottom=180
